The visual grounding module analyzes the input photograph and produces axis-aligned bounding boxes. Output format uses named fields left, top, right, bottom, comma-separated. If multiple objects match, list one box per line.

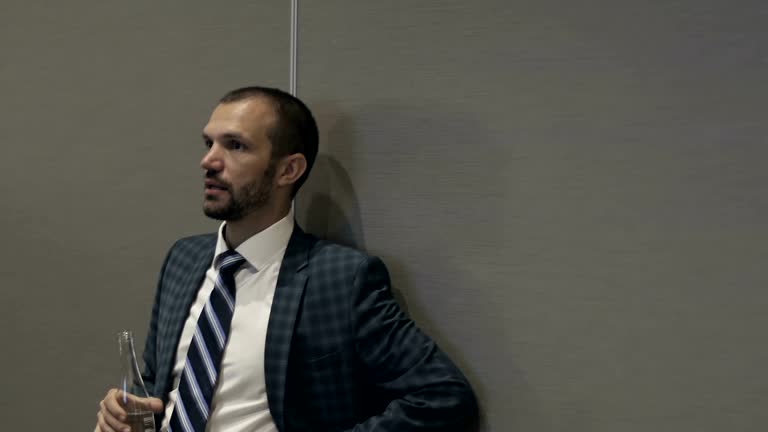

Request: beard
left=203, top=163, right=276, bottom=221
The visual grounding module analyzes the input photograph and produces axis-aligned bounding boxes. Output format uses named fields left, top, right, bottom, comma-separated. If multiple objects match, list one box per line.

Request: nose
left=200, top=143, right=224, bottom=172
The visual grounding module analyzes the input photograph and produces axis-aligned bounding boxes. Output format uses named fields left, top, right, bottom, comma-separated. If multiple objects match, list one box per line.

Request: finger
left=144, top=397, right=164, bottom=413
left=117, top=391, right=163, bottom=413
left=104, top=391, right=127, bottom=420
left=100, top=399, right=128, bottom=432
left=115, top=389, right=146, bottom=407
left=96, top=411, right=116, bottom=432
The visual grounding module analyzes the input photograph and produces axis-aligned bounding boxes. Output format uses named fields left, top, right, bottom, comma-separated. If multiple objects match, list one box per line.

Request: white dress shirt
left=160, top=210, right=294, bottom=432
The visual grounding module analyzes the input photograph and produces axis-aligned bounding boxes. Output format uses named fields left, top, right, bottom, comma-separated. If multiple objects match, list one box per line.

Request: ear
left=275, top=153, right=307, bottom=188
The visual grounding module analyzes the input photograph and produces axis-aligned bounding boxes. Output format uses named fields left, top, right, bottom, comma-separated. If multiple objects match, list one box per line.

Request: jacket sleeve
left=348, top=257, right=478, bottom=431
left=141, top=243, right=175, bottom=398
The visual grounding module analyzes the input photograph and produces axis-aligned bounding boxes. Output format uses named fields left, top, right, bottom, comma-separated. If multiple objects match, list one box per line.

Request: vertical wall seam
left=289, top=0, right=298, bottom=96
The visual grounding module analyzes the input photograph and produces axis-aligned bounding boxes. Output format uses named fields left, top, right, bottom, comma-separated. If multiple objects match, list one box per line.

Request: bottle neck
left=117, top=330, right=150, bottom=405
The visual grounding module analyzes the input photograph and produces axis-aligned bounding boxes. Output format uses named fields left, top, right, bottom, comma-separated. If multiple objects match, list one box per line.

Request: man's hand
left=95, top=388, right=163, bottom=432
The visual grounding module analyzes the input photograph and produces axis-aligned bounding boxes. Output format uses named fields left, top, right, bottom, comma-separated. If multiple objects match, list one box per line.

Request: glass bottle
left=117, top=330, right=156, bottom=432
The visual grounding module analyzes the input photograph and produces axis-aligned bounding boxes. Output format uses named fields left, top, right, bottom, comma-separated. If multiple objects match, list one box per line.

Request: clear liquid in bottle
left=124, top=410, right=155, bottom=432
left=118, top=331, right=156, bottom=432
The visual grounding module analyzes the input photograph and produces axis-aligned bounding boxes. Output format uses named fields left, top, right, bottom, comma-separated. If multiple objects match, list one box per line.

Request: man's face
left=200, top=98, right=278, bottom=221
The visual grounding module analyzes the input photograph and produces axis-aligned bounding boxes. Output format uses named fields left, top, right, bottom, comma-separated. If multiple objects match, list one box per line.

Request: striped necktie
left=169, top=249, right=245, bottom=432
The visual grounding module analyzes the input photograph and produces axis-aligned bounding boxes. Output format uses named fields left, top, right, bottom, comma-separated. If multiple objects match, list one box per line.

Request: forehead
left=204, top=98, right=277, bottom=140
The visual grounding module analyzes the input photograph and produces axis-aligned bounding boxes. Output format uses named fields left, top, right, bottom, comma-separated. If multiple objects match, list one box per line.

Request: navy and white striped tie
left=169, top=249, right=245, bottom=432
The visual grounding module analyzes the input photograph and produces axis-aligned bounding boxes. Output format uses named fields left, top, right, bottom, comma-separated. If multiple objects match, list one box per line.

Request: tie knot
left=216, top=249, right=246, bottom=277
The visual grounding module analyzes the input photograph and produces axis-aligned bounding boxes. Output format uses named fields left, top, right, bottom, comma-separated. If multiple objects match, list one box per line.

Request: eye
left=203, top=137, right=213, bottom=148
left=227, top=139, right=246, bottom=151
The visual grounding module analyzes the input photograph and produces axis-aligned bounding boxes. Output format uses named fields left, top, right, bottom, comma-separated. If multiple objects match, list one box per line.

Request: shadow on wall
left=297, top=153, right=367, bottom=251
left=296, top=104, right=561, bottom=432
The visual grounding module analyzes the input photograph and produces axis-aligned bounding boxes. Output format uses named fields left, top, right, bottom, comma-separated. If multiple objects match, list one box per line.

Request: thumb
left=143, top=397, right=164, bottom=413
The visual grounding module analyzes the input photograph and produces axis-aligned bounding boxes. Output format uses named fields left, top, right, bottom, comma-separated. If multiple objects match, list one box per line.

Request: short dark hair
left=219, top=86, right=319, bottom=198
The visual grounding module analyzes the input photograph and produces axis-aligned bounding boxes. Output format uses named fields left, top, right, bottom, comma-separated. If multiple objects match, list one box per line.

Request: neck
left=224, top=200, right=291, bottom=249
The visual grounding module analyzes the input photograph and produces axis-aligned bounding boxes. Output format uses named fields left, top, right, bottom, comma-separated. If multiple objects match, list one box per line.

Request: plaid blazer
left=141, top=225, right=477, bottom=431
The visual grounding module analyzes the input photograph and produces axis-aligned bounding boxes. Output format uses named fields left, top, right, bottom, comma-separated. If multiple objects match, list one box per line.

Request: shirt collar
left=213, top=208, right=295, bottom=271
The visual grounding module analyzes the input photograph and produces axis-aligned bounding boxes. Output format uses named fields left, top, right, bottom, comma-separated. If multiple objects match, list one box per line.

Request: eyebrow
left=202, top=132, right=250, bottom=142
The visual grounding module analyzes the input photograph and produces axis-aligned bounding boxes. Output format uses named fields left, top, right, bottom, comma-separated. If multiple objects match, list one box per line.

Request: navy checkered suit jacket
left=141, top=225, right=477, bottom=431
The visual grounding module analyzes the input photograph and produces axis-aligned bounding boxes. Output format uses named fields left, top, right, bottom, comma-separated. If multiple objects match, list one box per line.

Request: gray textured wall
left=294, top=1, right=768, bottom=431
left=0, top=2, right=288, bottom=430
left=2, top=1, right=767, bottom=431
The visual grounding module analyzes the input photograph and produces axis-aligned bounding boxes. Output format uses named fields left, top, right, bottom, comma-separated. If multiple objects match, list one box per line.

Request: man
left=95, top=86, right=477, bottom=432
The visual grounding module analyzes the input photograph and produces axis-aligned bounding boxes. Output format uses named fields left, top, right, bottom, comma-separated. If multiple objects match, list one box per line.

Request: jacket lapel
left=158, top=235, right=216, bottom=399
left=265, top=226, right=314, bottom=431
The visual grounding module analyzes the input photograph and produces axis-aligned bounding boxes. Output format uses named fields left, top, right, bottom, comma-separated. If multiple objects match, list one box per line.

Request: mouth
left=204, top=179, right=229, bottom=196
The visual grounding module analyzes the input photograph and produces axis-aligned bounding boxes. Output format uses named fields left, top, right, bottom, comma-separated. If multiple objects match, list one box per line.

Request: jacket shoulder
left=306, top=238, right=380, bottom=278
left=168, top=233, right=217, bottom=254
left=160, top=233, right=217, bottom=272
